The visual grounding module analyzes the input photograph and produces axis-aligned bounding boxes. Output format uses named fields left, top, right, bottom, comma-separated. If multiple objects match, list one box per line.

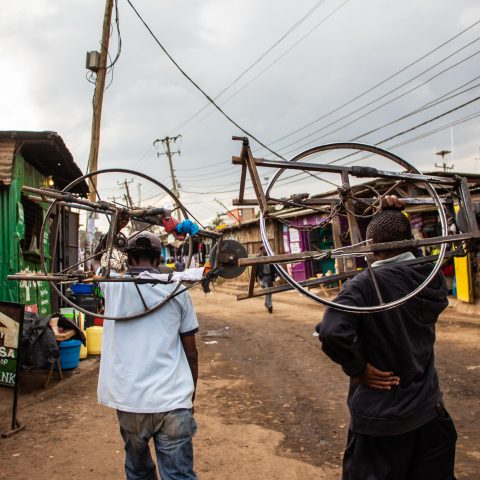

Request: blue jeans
left=117, top=409, right=197, bottom=480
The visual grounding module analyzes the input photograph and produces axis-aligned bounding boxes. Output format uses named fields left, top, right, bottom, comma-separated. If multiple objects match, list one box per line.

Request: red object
left=25, top=304, right=39, bottom=314
left=162, top=217, right=186, bottom=240
left=94, top=317, right=104, bottom=327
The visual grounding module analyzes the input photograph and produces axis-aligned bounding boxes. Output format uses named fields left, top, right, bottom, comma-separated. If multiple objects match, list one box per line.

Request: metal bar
left=24, top=195, right=54, bottom=204
left=7, top=274, right=198, bottom=284
left=339, top=232, right=478, bottom=254
left=56, top=201, right=114, bottom=216
left=239, top=250, right=327, bottom=266
left=244, top=146, right=269, bottom=214
left=231, top=157, right=457, bottom=185
left=238, top=231, right=477, bottom=267
left=8, top=274, right=86, bottom=282
left=103, top=210, right=118, bottom=278
left=341, top=171, right=362, bottom=245
left=238, top=163, right=247, bottom=204
left=366, top=257, right=384, bottom=304
left=247, top=264, right=257, bottom=297
left=22, top=186, right=111, bottom=210
left=236, top=252, right=456, bottom=300
left=50, top=204, right=61, bottom=274
left=58, top=248, right=108, bottom=274
left=124, top=261, right=150, bottom=312
left=196, top=229, right=222, bottom=239
left=232, top=197, right=454, bottom=207
left=362, top=179, right=404, bottom=216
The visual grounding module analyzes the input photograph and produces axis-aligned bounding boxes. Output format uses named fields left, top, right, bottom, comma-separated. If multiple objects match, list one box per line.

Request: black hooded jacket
left=317, top=262, right=448, bottom=436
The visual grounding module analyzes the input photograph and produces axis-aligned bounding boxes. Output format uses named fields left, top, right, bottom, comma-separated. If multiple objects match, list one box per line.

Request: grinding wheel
left=210, top=239, right=248, bottom=279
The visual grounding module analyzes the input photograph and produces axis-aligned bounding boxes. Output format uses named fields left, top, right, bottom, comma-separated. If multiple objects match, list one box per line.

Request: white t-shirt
left=97, top=270, right=198, bottom=413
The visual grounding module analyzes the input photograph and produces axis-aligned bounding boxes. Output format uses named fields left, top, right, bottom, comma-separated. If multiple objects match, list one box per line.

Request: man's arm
left=317, top=306, right=367, bottom=378
left=316, top=279, right=400, bottom=389
left=181, top=333, right=198, bottom=401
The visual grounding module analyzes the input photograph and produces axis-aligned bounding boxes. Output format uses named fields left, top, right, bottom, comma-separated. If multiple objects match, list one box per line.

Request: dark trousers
left=343, top=409, right=457, bottom=480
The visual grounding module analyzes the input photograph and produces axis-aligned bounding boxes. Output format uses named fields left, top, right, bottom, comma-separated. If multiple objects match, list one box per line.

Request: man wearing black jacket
left=317, top=197, right=457, bottom=480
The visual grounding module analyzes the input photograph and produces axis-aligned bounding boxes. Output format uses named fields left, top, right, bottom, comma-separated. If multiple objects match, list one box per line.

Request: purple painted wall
left=282, top=214, right=329, bottom=282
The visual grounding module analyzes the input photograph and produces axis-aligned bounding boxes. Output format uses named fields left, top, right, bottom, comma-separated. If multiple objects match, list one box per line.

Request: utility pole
left=215, top=198, right=241, bottom=224
left=435, top=149, right=454, bottom=172
left=153, top=136, right=181, bottom=198
left=118, top=179, right=135, bottom=208
left=88, top=0, right=115, bottom=202
left=84, top=0, right=114, bottom=269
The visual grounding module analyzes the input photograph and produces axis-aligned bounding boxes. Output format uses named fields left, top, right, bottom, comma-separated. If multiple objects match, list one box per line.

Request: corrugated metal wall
left=0, top=154, right=51, bottom=315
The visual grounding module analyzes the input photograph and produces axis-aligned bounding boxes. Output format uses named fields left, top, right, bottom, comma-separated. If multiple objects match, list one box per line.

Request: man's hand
left=380, top=194, right=406, bottom=211
left=354, top=363, right=400, bottom=390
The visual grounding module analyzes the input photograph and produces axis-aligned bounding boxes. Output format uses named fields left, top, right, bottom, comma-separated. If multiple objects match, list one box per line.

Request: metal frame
left=232, top=139, right=480, bottom=313
left=8, top=169, right=222, bottom=320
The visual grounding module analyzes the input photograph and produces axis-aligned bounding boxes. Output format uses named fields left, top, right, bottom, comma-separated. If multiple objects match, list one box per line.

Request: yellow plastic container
left=78, top=313, right=88, bottom=360
left=86, top=326, right=103, bottom=355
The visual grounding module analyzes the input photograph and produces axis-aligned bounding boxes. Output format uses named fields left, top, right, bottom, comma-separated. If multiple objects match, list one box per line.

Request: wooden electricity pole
left=154, top=136, right=181, bottom=198
left=88, top=0, right=115, bottom=202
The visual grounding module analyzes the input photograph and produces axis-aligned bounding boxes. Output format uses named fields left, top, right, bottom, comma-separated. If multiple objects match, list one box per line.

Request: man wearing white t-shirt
left=98, top=231, right=199, bottom=480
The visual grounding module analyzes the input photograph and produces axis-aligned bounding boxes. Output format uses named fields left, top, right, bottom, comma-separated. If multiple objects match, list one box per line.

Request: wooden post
left=88, top=0, right=115, bottom=202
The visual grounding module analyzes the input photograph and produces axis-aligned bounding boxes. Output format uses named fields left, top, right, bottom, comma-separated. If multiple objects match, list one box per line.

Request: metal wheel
left=341, top=184, right=382, bottom=219
left=260, top=142, right=447, bottom=313
left=39, top=168, right=194, bottom=320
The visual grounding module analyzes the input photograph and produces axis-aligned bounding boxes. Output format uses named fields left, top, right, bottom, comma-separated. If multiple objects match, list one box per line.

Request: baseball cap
left=126, top=231, right=162, bottom=253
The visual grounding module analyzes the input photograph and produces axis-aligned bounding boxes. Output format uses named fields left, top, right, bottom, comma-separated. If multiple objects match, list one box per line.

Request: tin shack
left=0, top=131, right=88, bottom=315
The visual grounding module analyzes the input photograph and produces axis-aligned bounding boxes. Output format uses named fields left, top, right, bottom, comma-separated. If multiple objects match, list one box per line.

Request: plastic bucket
left=86, top=326, right=103, bottom=355
left=57, top=339, right=82, bottom=369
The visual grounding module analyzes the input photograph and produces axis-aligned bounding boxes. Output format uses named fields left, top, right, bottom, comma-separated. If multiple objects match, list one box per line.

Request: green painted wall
left=0, top=154, right=51, bottom=315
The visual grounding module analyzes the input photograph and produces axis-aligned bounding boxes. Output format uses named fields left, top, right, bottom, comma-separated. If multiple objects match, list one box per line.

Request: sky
left=1, top=0, right=480, bottom=224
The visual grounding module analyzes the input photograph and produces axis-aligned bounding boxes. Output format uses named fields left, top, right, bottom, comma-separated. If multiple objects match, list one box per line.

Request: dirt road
left=1, top=285, right=479, bottom=479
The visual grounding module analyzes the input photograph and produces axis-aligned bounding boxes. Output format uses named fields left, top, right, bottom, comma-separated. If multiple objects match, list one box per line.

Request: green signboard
left=0, top=301, right=24, bottom=387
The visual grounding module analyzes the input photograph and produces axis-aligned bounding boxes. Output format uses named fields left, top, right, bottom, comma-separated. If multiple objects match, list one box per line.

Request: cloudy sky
left=1, top=0, right=480, bottom=223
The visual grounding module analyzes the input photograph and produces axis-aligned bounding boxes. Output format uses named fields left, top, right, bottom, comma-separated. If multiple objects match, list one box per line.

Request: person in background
left=166, top=257, right=176, bottom=270
left=158, top=255, right=174, bottom=274
left=175, top=256, right=186, bottom=272
left=256, top=245, right=277, bottom=313
left=98, top=231, right=199, bottom=480
left=316, top=196, right=456, bottom=480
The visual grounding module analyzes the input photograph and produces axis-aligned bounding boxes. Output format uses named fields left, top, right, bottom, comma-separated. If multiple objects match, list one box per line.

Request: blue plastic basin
left=71, top=283, right=94, bottom=295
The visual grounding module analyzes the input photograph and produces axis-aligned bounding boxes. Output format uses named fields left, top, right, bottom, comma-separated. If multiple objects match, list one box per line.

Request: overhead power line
left=255, top=17, right=480, bottom=154
left=183, top=109, right=480, bottom=197
left=340, top=110, right=480, bottom=167
left=327, top=96, right=480, bottom=166
left=273, top=39, right=480, bottom=157
left=169, top=0, right=330, bottom=134
left=125, top=0, right=285, bottom=159
left=177, top=0, right=352, bottom=136
left=125, top=0, right=339, bottom=189
left=377, top=94, right=480, bottom=146
left=349, top=76, right=480, bottom=142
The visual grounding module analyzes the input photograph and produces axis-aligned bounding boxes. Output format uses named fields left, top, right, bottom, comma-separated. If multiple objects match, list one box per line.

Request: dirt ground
left=1, top=284, right=479, bottom=479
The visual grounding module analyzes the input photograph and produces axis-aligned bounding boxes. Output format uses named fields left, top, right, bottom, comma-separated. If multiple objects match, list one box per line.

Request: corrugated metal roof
left=0, top=139, right=15, bottom=185
left=0, top=131, right=88, bottom=195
